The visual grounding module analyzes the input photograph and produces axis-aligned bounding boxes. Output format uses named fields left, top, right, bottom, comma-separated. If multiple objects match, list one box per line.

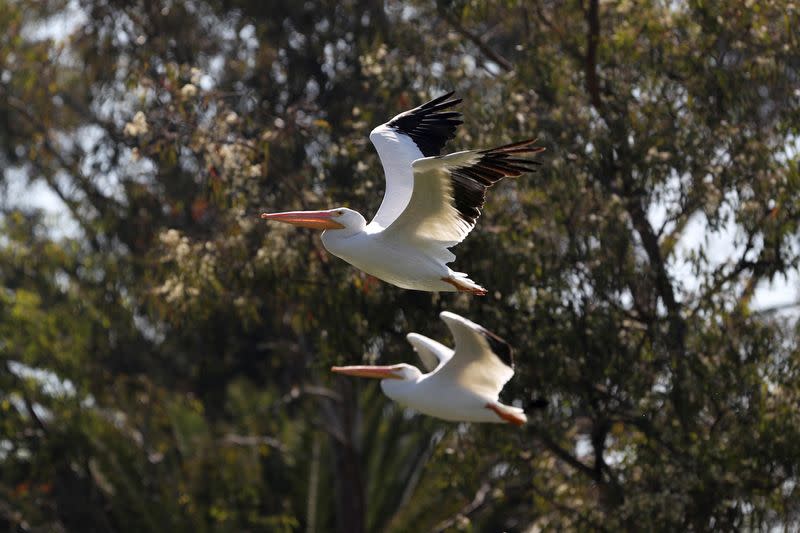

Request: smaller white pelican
left=331, top=311, right=528, bottom=426
left=261, top=93, right=544, bottom=294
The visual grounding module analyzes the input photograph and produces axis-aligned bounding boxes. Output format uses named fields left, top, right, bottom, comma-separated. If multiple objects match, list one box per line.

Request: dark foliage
left=1, top=0, right=799, bottom=531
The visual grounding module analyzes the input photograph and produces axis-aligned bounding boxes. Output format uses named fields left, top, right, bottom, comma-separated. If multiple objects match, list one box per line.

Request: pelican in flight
left=261, top=92, right=544, bottom=294
left=331, top=311, right=527, bottom=426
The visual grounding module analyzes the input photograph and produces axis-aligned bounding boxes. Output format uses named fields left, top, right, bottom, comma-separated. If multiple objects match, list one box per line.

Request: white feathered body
left=382, top=313, right=527, bottom=424
left=381, top=374, right=517, bottom=423
left=321, top=229, right=462, bottom=292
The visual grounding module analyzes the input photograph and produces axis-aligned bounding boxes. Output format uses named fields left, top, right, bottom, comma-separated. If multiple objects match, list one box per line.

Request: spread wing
left=368, top=92, right=462, bottom=229
left=432, top=311, right=515, bottom=400
left=381, top=139, right=544, bottom=255
left=406, top=332, right=454, bottom=373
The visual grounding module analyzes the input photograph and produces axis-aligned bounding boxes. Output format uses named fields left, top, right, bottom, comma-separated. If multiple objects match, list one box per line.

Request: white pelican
left=261, top=92, right=544, bottom=294
left=331, top=311, right=528, bottom=426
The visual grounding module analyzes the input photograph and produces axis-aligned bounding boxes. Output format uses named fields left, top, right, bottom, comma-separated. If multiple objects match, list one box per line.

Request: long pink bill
left=260, top=210, right=344, bottom=230
left=330, top=365, right=403, bottom=380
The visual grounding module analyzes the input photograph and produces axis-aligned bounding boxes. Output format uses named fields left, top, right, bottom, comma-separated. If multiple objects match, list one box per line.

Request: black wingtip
left=446, top=137, right=545, bottom=227
left=480, top=327, right=515, bottom=369
left=417, top=91, right=459, bottom=111
left=480, top=138, right=545, bottom=154
left=429, top=90, right=457, bottom=102
left=387, top=92, right=463, bottom=157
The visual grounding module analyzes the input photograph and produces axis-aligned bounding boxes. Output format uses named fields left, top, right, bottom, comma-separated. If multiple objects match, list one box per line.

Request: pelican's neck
left=380, top=373, right=425, bottom=403
left=321, top=225, right=364, bottom=241
left=321, top=225, right=365, bottom=260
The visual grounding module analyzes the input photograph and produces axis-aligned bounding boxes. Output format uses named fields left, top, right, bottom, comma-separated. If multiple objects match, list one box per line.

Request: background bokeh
left=1, top=0, right=799, bottom=531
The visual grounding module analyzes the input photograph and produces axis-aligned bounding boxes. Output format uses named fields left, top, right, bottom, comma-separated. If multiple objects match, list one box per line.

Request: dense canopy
left=1, top=0, right=799, bottom=531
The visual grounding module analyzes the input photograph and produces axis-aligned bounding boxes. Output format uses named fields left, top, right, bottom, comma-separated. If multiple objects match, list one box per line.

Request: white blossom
left=123, top=111, right=149, bottom=137
left=190, top=67, right=203, bottom=85
left=180, top=83, right=198, bottom=98
left=159, top=229, right=181, bottom=247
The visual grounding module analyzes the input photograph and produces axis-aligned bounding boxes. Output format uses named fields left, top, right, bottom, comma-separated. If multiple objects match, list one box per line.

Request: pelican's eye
left=336, top=210, right=344, bottom=216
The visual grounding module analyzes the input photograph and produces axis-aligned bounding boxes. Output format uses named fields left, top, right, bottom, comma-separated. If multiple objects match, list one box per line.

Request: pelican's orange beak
left=260, top=210, right=345, bottom=230
left=331, top=365, right=403, bottom=379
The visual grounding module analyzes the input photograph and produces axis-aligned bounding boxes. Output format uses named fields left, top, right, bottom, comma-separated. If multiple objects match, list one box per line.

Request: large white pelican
left=261, top=92, right=544, bottom=294
left=331, top=311, right=527, bottom=426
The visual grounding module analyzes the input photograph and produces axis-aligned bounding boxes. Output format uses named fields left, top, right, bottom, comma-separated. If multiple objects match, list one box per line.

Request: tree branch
left=431, top=482, right=491, bottom=533
left=221, top=434, right=287, bottom=453
left=534, top=428, right=599, bottom=482
left=3, top=360, right=48, bottom=435
left=754, top=301, right=800, bottom=315
left=438, top=9, right=514, bottom=73
left=627, top=202, right=682, bottom=320
left=585, top=0, right=602, bottom=110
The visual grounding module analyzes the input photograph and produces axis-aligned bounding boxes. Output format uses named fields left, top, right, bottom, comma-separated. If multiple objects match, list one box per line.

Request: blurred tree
left=1, top=0, right=799, bottom=531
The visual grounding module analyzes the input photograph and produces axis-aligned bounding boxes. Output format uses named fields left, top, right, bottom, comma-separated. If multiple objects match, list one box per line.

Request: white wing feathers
left=368, top=126, right=421, bottom=228
left=382, top=139, right=544, bottom=254
left=406, top=332, right=454, bottom=372
left=368, top=92, right=462, bottom=229
left=434, top=311, right=515, bottom=400
left=383, top=150, right=480, bottom=246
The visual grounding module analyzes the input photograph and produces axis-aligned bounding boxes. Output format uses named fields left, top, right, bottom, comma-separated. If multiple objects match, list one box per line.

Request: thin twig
left=221, top=434, right=288, bottom=453
left=431, top=482, right=491, bottom=533
left=438, top=9, right=514, bottom=73
left=534, top=428, right=599, bottom=482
